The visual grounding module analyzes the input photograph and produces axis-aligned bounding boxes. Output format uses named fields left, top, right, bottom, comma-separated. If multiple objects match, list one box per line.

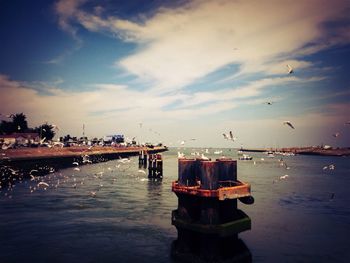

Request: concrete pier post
left=171, top=158, right=253, bottom=262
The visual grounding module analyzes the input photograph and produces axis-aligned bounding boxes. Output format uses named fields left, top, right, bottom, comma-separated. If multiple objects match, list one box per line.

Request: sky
left=0, top=0, right=350, bottom=148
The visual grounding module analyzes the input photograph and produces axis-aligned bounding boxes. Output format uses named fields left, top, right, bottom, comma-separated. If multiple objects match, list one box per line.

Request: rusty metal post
left=197, top=160, right=219, bottom=190
left=217, top=157, right=237, bottom=182
left=178, top=158, right=196, bottom=186
left=171, top=157, right=253, bottom=262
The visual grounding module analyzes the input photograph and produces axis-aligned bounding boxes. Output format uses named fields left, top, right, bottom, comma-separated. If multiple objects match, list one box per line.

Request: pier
left=0, top=146, right=167, bottom=186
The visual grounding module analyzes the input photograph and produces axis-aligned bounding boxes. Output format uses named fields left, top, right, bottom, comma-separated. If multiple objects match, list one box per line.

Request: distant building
left=103, top=134, right=125, bottom=144
left=0, top=132, right=40, bottom=146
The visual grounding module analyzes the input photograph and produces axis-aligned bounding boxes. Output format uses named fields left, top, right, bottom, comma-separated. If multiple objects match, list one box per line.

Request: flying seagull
left=179, top=138, right=195, bottom=145
left=286, top=64, right=294, bottom=74
left=333, top=132, right=340, bottom=138
left=283, top=121, right=295, bottom=129
left=229, top=131, right=237, bottom=141
left=223, top=131, right=237, bottom=141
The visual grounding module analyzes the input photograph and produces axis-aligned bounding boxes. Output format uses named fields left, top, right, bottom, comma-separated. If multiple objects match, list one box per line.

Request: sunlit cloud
left=1, top=0, right=349, bottom=147
left=55, top=0, right=350, bottom=90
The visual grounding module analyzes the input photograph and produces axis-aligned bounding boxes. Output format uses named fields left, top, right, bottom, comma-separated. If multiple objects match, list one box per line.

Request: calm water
left=1, top=148, right=350, bottom=262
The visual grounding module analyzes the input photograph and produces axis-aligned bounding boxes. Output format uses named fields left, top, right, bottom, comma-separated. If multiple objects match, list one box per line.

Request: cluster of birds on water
left=0, top=155, right=155, bottom=200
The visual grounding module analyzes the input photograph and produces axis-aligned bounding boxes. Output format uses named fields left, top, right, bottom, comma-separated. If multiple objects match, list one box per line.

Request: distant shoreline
left=240, top=147, right=350, bottom=156
left=0, top=145, right=168, bottom=186
left=0, top=145, right=168, bottom=162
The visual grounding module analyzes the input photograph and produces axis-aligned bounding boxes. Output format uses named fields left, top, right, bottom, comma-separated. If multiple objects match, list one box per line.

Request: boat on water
left=239, top=154, right=253, bottom=160
left=266, top=151, right=275, bottom=158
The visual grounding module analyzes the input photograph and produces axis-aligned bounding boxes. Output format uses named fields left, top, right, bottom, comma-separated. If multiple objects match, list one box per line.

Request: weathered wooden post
left=155, top=154, right=163, bottom=178
left=138, top=150, right=147, bottom=168
left=171, top=157, right=253, bottom=262
left=148, top=154, right=163, bottom=178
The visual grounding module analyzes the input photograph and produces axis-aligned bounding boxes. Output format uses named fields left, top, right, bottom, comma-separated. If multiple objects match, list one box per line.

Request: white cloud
left=55, top=0, right=350, bottom=90
left=0, top=75, right=238, bottom=138
left=1, top=73, right=340, bottom=146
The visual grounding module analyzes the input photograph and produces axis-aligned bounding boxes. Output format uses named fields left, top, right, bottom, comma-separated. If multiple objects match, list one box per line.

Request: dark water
left=1, top=148, right=350, bottom=262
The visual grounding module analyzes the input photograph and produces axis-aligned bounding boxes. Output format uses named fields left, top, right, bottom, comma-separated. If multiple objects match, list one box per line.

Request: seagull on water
left=283, top=121, right=295, bottom=129
left=178, top=152, right=185, bottom=158
left=200, top=153, right=210, bottom=160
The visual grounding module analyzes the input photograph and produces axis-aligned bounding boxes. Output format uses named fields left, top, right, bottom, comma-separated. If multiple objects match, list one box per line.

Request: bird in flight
left=283, top=121, right=295, bottom=129
left=286, top=64, right=294, bottom=74
left=333, top=132, right=340, bottom=138
left=179, top=138, right=195, bottom=145
left=223, top=131, right=237, bottom=141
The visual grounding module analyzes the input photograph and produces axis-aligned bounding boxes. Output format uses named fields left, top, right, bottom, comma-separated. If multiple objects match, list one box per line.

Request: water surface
left=1, top=148, right=349, bottom=262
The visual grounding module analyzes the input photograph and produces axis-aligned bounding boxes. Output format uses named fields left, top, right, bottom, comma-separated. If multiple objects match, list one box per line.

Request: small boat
left=239, top=154, right=253, bottom=160
left=266, top=151, right=275, bottom=158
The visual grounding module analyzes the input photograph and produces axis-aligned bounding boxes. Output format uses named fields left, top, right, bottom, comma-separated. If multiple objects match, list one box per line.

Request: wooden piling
left=148, top=154, right=163, bottom=178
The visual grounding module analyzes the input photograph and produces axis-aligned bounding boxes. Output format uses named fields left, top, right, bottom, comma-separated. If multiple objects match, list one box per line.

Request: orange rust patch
left=172, top=180, right=251, bottom=200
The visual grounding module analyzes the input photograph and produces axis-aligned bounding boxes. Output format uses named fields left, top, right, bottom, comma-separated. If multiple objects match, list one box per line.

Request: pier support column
left=171, top=158, right=253, bottom=262
left=139, top=150, right=147, bottom=168
left=148, top=154, right=163, bottom=179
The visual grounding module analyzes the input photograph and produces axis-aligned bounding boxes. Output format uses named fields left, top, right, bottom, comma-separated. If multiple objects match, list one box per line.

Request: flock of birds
left=0, top=155, right=154, bottom=200
left=0, top=63, right=346, bottom=203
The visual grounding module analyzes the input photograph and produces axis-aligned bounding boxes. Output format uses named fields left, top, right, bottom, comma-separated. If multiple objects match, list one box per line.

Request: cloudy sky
left=0, top=0, right=350, bottom=148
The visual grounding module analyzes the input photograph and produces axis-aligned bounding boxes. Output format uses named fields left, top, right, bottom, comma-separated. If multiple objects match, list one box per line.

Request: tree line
left=0, top=113, right=55, bottom=141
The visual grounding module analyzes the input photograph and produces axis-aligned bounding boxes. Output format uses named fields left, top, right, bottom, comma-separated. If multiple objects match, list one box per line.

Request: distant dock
left=0, top=146, right=168, bottom=184
left=0, top=145, right=168, bottom=162
left=240, top=147, right=350, bottom=156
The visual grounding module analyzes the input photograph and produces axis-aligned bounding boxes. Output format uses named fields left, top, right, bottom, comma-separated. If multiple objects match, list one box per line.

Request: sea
left=0, top=148, right=349, bottom=263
